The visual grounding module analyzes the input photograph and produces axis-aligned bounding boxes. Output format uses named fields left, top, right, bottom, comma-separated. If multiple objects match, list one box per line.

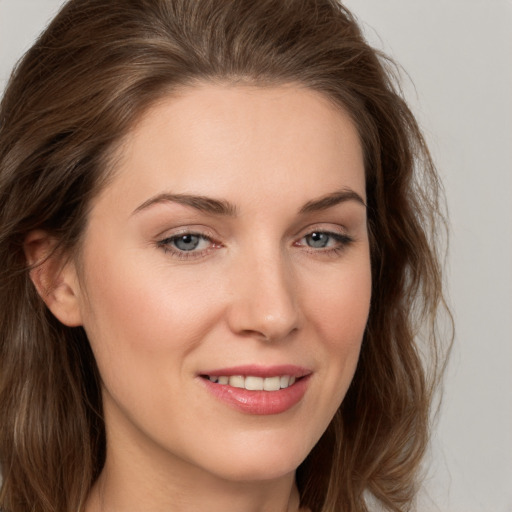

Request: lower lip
left=200, top=376, right=310, bottom=415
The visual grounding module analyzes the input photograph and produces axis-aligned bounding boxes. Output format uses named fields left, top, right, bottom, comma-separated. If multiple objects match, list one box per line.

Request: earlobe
left=24, top=230, right=83, bottom=327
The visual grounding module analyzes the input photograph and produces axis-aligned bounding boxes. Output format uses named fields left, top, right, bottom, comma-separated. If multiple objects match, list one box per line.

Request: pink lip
left=200, top=364, right=310, bottom=378
left=198, top=365, right=312, bottom=415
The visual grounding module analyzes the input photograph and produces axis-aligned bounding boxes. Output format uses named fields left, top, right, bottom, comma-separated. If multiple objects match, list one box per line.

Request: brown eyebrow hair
left=133, top=189, right=366, bottom=217
left=299, top=189, right=366, bottom=213
left=132, top=193, right=238, bottom=216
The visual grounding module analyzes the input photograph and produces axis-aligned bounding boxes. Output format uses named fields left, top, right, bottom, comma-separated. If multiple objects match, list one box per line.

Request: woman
left=0, top=1, right=450, bottom=511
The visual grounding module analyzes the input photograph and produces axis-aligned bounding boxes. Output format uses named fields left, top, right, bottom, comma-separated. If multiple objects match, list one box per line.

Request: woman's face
left=73, top=84, right=371, bottom=483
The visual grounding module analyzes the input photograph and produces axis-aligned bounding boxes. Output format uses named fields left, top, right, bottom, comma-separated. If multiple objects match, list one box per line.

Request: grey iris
left=306, top=232, right=330, bottom=248
left=174, top=234, right=201, bottom=251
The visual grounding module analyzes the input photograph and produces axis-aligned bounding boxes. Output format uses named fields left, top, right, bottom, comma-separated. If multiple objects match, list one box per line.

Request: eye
left=304, top=232, right=334, bottom=248
left=295, top=230, right=353, bottom=253
left=157, top=232, right=217, bottom=258
left=171, top=234, right=205, bottom=252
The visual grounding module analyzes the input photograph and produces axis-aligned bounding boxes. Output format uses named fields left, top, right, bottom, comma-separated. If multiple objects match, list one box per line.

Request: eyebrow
left=132, top=188, right=366, bottom=217
left=132, top=193, right=238, bottom=216
left=298, top=189, right=366, bottom=214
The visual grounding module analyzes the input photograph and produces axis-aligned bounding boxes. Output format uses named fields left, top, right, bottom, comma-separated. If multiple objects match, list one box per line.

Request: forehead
left=94, top=83, right=365, bottom=214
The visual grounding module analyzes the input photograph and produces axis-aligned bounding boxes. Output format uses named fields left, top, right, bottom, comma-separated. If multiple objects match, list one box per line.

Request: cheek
left=77, top=250, right=230, bottom=437
left=303, top=255, right=371, bottom=387
left=305, top=255, right=371, bottom=342
left=77, top=243, right=224, bottom=380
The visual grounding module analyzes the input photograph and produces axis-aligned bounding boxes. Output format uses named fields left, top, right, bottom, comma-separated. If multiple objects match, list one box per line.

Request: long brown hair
left=0, top=1, right=451, bottom=511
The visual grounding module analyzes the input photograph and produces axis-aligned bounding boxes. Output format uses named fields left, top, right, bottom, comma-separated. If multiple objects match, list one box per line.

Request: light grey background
left=1, top=1, right=511, bottom=511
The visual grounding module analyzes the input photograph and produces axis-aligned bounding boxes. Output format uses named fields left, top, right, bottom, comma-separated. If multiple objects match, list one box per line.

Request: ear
left=24, top=230, right=83, bottom=327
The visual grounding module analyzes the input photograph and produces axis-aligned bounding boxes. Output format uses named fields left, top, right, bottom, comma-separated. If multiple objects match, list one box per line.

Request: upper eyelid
left=295, top=231, right=353, bottom=246
left=156, top=225, right=218, bottom=241
left=294, top=223, right=350, bottom=239
left=161, top=231, right=212, bottom=241
left=299, top=230, right=350, bottom=240
left=158, top=232, right=218, bottom=252
left=161, top=233, right=211, bottom=243
left=156, top=224, right=350, bottom=241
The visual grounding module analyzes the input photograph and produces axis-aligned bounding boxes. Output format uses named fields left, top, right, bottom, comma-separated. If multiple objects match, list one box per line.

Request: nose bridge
left=227, top=241, right=300, bottom=341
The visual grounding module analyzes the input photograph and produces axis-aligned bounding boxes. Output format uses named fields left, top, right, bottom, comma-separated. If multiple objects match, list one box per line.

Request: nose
left=225, top=248, right=300, bottom=343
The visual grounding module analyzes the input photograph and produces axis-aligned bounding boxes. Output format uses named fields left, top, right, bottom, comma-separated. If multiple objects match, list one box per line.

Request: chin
left=197, top=438, right=310, bottom=483
left=214, top=460, right=299, bottom=483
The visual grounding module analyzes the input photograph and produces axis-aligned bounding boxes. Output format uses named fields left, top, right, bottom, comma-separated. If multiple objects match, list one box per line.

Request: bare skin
left=28, top=83, right=370, bottom=512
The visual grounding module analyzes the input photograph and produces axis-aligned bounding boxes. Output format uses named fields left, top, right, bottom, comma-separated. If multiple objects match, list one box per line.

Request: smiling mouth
left=200, top=374, right=298, bottom=391
left=200, top=369, right=311, bottom=414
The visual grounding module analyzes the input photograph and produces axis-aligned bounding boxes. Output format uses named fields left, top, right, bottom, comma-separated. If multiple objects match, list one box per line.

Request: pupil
left=308, top=232, right=328, bottom=248
left=175, top=234, right=200, bottom=251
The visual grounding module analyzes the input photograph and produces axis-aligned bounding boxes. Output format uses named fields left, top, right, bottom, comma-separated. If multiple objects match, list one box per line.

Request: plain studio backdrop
left=1, top=1, right=511, bottom=511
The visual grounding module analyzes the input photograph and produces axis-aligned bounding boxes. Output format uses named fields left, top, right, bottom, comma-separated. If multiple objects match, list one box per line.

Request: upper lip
left=199, top=364, right=311, bottom=378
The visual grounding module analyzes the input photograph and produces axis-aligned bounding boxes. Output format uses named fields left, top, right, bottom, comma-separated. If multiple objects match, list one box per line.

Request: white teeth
left=263, top=376, right=281, bottom=391
left=245, top=376, right=264, bottom=390
left=208, top=374, right=297, bottom=391
left=229, top=375, right=245, bottom=388
left=280, top=375, right=290, bottom=388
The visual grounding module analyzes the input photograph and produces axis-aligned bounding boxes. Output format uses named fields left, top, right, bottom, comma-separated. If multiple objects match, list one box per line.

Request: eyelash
left=295, top=231, right=354, bottom=256
left=157, top=229, right=354, bottom=261
left=157, top=232, right=219, bottom=260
